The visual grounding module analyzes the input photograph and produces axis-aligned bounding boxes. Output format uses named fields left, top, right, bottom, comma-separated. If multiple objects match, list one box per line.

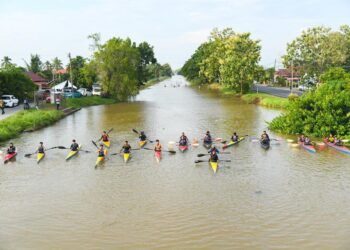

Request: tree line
left=0, top=34, right=173, bottom=101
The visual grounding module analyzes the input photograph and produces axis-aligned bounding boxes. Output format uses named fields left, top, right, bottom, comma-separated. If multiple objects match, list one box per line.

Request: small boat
left=102, top=140, right=111, bottom=148
left=298, top=141, right=316, bottom=153
left=65, top=145, right=81, bottom=161
left=223, top=137, right=245, bottom=149
left=323, top=139, right=350, bottom=155
left=209, top=160, right=218, bottom=173
left=203, top=141, right=212, bottom=149
left=4, top=152, right=17, bottom=164
left=37, top=152, right=45, bottom=164
left=260, top=140, right=270, bottom=150
left=139, top=140, right=147, bottom=148
left=123, top=152, right=131, bottom=163
left=95, top=149, right=108, bottom=167
left=155, top=151, right=161, bottom=163
left=179, top=145, right=188, bottom=152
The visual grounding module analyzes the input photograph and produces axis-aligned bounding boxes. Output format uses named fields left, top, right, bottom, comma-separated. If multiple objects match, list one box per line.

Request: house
left=25, top=71, right=49, bottom=90
left=274, top=68, right=301, bottom=83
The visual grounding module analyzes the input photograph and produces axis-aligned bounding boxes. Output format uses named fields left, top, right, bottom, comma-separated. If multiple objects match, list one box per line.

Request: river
left=1, top=75, right=350, bottom=249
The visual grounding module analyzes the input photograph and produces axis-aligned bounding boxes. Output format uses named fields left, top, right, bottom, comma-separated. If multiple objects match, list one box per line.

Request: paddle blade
left=91, top=140, right=98, bottom=149
left=195, top=160, right=205, bottom=163
left=221, top=141, right=227, bottom=144
left=57, top=146, right=67, bottom=149
left=132, top=129, right=139, bottom=134
left=168, top=150, right=176, bottom=154
left=197, top=153, right=207, bottom=157
left=24, top=154, right=32, bottom=157
left=107, top=128, right=113, bottom=134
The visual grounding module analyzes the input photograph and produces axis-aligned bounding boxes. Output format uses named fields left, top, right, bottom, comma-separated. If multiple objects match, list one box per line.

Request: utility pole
left=68, top=53, right=73, bottom=98
left=290, top=60, right=294, bottom=93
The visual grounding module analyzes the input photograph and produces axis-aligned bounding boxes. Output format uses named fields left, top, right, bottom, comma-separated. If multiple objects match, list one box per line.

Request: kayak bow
left=179, top=145, right=188, bottom=152
left=123, top=153, right=131, bottom=163
left=4, top=152, right=17, bottom=164
left=323, top=139, right=350, bottom=155
left=223, top=137, right=245, bottom=149
left=155, top=151, right=161, bottom=163
left=102, top=140, right=111, bottom=148
left=298, top=141, right=316, bottom=153
left=37, top=152, right=45, bottom=164
left=139, top=140, right=147, bottom=148
left=209, top=160, right=218, bottom=173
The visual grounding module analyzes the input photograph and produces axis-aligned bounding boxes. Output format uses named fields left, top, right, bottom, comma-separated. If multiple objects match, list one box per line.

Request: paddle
left=197, top=152, right=231, bottom=157
left=132, top=129, right=155, bottom=143
left=143, top=147, right=176, bottom=154
left=94, top=128, right=113, bottom=143
left=56, top=146, right=91, bottom=153
left=195, top=160, right=231, bottom=163
left=92, top=140, right=99, bottom=149
left=24, top=146, right=58, bottom=157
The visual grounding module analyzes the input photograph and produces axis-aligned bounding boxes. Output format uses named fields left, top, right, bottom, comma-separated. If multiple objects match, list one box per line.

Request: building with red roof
left=25, top=71, right=49, bottom=90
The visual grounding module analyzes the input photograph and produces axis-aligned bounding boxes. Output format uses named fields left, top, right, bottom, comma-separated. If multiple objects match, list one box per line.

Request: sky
left=0, top=0, right=349, bottom=70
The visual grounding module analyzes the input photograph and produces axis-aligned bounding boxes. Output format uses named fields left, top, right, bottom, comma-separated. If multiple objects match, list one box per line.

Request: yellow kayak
left=65, top=144, right=81, bottom=161
left=123, top=153, right=131, bottom=162
left=209, top=161, right=218, bottom=173
left=37, top=152, right=45, bottom=164
left=139, top=140, right=147, bottom=148
left=102, top=140, right=111, bottom=148
left=95, top=149, right=108, bottom=167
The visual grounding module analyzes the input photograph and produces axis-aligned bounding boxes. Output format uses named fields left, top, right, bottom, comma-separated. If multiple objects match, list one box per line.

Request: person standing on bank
left=55, top=96, right=61, bottom=110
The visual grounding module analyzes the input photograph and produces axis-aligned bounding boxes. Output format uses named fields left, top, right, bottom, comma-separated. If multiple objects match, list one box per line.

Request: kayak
left=155, top=151, right=161, bottom=163
left=102, top=140, right=111, bottom=148
left=179, top=145, right=188, bottom=152
left=65, top=144, right=81, bottom=161
left=209, top=160, right=218, bottom=173
left=123, top=152, right=131, bottom=162
left=37, top=152, right=45, bottom=164
left=95, top=149, right=108, bottom=167
left=260, top=140, right=270, bottom=150
left=323, top=139, right=350, bottom=155
left=4, top=152, right=17, bottom=164
left=298, top=141, right=316, bottom=153
left=223, top=137, right=245, bottom=149
left=203, top=141, right=212, bottom=149
left=139, top=140, right=147, bottom=148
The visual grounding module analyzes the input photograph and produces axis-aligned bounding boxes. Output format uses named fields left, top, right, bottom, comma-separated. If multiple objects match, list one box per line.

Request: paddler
left=120, top=140, right=131, bottom=153
left=179, top=132, right=189, bottom=146
left=97, top=144, right=105, bottom=157
left=304, top=136, right=312, bottom=145
left=208, top=145, right=219, bottom=155
left=7, top=142, right=16, bottom=154
left=204, top=131, right=212, bottom=144
left=327, top=134, right=335, bottom=143
left=298, top=134, right=305, bottom=142
left=100, top=131, right=109, bottom=143
left=209, top=150, right=219, bottom=163
left=260, top=131, right=270, bottom=142
left=70, top=139, right=79, bottom=151
left=154, top=139, right=162, bottom=153
left=231, top=132, right=239, bottom=142
left=36, top=142, right=45, bottom=154
left=334, top=137, right=343, bottom=146
left=139, top=131, right=147, bottom=141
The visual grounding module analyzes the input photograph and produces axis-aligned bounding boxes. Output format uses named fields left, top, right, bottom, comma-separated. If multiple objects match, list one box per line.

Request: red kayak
left=323, top=139, right=350, bottom=155
left=4, top=152, right=17, bottom=164
left=179, top=145, right=188, bottom=152
left=298, top=141, right=316, bottom=153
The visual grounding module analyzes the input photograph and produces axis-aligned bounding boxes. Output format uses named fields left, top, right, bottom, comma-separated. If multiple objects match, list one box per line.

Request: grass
left=0, top=110, right=64, bottom=142
left=241, top=93, right=289, bottom=109
left=62, top=96, right=117, bottom=109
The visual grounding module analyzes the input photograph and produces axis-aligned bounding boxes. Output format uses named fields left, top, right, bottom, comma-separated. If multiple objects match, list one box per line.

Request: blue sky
left=0, top=0, right=349, bottom=69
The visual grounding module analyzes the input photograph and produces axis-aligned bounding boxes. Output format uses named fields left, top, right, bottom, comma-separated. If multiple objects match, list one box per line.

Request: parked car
left=298, top=83, right=315, bottom=91
left=78, top=88, right=92, bottom=96
left=1, top=95, right=19, bottom=107
left=63, top=89, right=82, bottom=98
left=92, top=85, right=102, bottom=96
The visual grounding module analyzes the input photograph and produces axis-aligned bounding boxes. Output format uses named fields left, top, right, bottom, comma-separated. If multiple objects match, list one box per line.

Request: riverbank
left=0, top=110, right=64, bottom=142
left=62, top=96, right=117, bottom=109
left=141, top=76, right=170, bottom=89
left=204, top=83, right=289, bottom=109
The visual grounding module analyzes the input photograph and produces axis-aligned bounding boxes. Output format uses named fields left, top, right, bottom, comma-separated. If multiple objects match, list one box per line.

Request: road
left=0, top=104, right=25, bottom=120
left=252, top=84, right=303, bottom=98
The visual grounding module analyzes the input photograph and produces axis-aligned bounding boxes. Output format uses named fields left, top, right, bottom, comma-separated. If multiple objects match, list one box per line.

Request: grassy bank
left=241, top=93, right=289, bottom=109
left=62, top=96, right=117, bottom=109
left=0, top=110, right=64, bottom=142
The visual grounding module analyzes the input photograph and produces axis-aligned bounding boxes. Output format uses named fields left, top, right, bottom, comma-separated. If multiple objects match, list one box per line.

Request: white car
left=1, top=95, right=19, bottom=107
left=92, top=86, right=101, bottom=96
left=298, top=84, right=313, bottom=91
left=78, top=88, right=92, bottom=97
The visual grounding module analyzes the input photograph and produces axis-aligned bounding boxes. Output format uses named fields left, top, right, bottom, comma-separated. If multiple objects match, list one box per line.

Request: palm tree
left=1, top=56, right=12, bottom=68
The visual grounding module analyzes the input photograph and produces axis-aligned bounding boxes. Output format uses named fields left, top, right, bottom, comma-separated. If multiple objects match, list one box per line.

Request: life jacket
left=155, top=144, right=162, bottom=152
left=204, top=135, right=212, bottom=143
left=210, top=154, right=218, bottom=162
left=71, top=143, right=78, bottom=151
left=98, top=148, right=105, bottom=157
left=328, top=137, right=335, bottom=143
left=7, top=146, right=16, bottom=154
left=38, top=145, right=44, bottom=153
left=102, top=134, right=108, bottom=142
left=123, top=144, right=131, bottom=153
left=232, top=135, right=238, bottom=141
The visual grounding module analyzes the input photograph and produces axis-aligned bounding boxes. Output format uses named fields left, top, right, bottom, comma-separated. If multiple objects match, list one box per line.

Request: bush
left=288, top=93, right=299, bottom=101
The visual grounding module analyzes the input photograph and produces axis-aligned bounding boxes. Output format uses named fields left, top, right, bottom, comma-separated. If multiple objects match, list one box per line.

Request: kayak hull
left=203, top=142, right=212, bottom=149
left=139, top=140, right=147, bottom=148
left=95, top=149, right=108, bottom=166
left=155, top=151, right=161, bottom=162
left=123, top=153, right=130, bottom=163
left=223, top=137, right=245, bottom=149
left=209, top=161, right=218, bottom=173
left=65, top=145, right=81, bottom=160
left=260, top=140, right=270, bottom=150
left=299, top=141, right=316, bottom=153
left=323, top=139, right=350, bottom=155
left=179, top=145, right=188, bottom=152
left=37, top=153, right=45, bottom=164
left=4, top=152, right=17, bottom=164
left=102, top=140, right=111, bottom=148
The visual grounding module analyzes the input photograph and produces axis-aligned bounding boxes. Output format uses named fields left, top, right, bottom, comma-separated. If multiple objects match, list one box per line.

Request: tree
left=159, top=63, right=173, bottom=77
left=93, top=37, right=140, bottom=100
left=68, top=55, right=87, bottom=87
left=137, top=41, right=157, bottom=84
left=1, top=56, right=13, bottom=68
left=282, top=26, right=348, bottom=76
left=81, top=60, right=98, bottom=88
left=24, top=54, right=42, bottom=73
left=41, top=61, right=53, bottom=80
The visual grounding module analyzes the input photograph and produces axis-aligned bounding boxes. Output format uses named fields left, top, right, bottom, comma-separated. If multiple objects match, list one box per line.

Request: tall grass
left=0, top=110, right=64, bottom=142
left=241, top=93, right=289, bottom=109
